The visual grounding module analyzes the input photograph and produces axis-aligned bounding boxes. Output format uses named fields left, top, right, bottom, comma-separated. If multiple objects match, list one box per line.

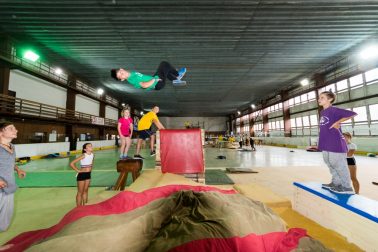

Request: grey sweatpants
left=0, top=192, right=14, bottom=232
left=322, top=151, right=352, bottom=188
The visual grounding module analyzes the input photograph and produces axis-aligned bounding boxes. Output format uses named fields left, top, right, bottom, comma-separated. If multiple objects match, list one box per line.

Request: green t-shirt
left=127, top=72, right=159, bottom=90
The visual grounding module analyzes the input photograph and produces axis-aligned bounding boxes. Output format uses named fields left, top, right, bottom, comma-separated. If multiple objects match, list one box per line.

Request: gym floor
left=1, top=145, right=377, bottom=246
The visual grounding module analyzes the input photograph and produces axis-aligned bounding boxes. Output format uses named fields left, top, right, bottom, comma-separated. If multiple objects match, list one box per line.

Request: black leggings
left=154, top=61, right=179, bottom=90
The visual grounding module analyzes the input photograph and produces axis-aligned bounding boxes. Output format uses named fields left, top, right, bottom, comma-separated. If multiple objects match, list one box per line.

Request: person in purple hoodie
left=318, top=91, right=357, bottom=194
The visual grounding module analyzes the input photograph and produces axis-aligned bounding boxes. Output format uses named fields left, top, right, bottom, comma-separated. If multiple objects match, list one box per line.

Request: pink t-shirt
left=118, top=117, right=133, bottom=136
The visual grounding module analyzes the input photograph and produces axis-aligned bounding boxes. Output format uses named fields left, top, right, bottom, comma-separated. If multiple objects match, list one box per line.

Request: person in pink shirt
left=117, top=108, right=133, bottom=159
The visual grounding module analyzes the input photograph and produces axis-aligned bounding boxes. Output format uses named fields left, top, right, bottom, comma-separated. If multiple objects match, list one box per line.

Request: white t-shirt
left=347, top=143, right=357, bottom=157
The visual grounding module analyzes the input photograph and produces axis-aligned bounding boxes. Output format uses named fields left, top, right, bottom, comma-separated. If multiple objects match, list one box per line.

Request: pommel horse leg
left=114, top=159, right=143, bottom=191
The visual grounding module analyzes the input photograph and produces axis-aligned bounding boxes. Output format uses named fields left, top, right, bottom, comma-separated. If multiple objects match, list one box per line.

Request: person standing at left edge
left=0, top=120, right=26, bottom=237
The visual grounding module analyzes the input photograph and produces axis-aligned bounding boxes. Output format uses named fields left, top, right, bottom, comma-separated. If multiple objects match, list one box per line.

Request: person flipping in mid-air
left=111, top=61, right=186, bottom=90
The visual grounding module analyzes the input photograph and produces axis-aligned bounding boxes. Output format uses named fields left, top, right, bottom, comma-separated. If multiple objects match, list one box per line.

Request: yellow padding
left=234, top=183, right=362, bottom=251
left=30, top=155, right=44, bottom=160
left=126, top=170, right=164, bottom=192
left=233, top=184, right=291, bottom=208
left=272, top=207, right=362, bottom=252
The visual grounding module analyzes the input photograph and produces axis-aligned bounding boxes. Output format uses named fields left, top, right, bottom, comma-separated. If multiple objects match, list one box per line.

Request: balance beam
left=293, top=182, right=378, bottom=251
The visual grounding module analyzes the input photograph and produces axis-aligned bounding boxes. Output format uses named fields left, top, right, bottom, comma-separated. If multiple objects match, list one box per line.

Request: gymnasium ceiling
left=1, top=0, right=378, bottom=116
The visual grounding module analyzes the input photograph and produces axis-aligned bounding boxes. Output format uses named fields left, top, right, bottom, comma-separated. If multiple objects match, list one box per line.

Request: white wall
left=255, top=136, right=378, bottom=152
left=75, top=94, right=99, bottom=116
left=76, top=140, right=115, bottom=150
left=105, top=105, right=119, bottom=120
left=9, top=70, right=67, bottom=108
left=14, top=142, right=70, bottom=158
left=159, top=117, right=227, bottom=131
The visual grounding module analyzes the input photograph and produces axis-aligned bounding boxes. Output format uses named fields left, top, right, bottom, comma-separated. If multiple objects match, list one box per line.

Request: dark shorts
left=138, top=130, right=154, bottom=140
left=155, top=80, right=165, bottom=90
left=347, top=157, right=356, bottom=166
left=77, top=172, right=91, bottom=181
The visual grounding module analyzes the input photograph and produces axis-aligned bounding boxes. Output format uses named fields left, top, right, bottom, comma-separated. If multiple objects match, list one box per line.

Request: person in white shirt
left=343, top=132, right=360, bottom=194
left=70, top=143, right=94, bottom=206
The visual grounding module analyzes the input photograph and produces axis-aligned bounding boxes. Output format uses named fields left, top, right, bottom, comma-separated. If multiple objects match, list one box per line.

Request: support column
left=66, top=76, right=77, bottom=150
left=0, top=67, right=15, bottom=114
left=281, top=90, right=291, bottom=137
left=0, top=67, right=10, bottom=95
left=250, top=115, right=255, bottom=137
left=262, top=102, right=269, bottom=137
left=99, top=101, right=106, bottom=139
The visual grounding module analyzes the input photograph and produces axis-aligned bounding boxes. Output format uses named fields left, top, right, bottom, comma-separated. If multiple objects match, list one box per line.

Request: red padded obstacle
left=160, top=129, right=204, bottom=174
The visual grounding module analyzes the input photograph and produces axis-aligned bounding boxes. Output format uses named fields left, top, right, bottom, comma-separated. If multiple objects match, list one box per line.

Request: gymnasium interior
left=0, top=1, right=378, bottom=251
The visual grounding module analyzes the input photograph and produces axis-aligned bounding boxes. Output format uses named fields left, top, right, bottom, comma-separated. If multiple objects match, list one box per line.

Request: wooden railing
left=0, top=43, right=120, bottom=107
left=0, top=94, right=117, bottom=127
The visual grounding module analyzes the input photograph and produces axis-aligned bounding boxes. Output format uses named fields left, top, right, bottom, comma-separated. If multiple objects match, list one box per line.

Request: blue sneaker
left=172, top=80, right=187, bottom=86
left=177, top=67, right=186, bottom=80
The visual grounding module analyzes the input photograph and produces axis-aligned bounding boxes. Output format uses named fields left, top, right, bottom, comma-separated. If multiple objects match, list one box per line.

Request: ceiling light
left=55, top=68, right=63, bottom=75
left=140, top=111, right=144, bottom=116
left=237, top=111, right=241, bottom=115
left=300, top=78, right=309, bottom=86
left=250, top=104, right=256, bottom=109
left=121, top=103, right=125, bottom=107
left=23, top=50, right=39, bottom=62
left=97, top=88, right=104, bottom=95
left=359, top=45, right=378, bottom=60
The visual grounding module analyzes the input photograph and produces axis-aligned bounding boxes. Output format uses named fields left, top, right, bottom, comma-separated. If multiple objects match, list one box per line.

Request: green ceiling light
left=23, top=50, right=40, bottom=62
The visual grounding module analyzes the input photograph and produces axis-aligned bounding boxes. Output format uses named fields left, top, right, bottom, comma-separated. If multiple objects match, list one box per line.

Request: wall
left=9, top=70, right=67, bottom=108
left=105, top=105, right=119, bottom=120
left=73, top=125, right=99, bottom=139
left=159, top=117, right=227, bottom=131
left=75, top=94, right=99, bottom=116
left=12, top=121, right=66, bottom=144
left=76, top=140, right=116, bottom=150
left=14, top=142, right=70, bottom=158
left=256, top=136, right=378, bottom=152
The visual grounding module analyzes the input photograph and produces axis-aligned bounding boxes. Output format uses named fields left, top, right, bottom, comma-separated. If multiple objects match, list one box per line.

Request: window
left=310, top=114, right=318, bottom=126
left=353, top=106, right=368, bottom=122
left=278, top=120, right=284, bottom=130
left=301, top=94, right=307, bottom=102
left=365, top=68, right=378, bottom=83
left=302, top=116, right=310, bottom=127
left=294, top=96, right=301, bottom=104
left=296, top=117, right=302, bottom=127
left=289, top=98, right=294, bottom=107
left=269, top=121, right=275, bottom=130
left=349, top=74, right=363, bottom=87
left=326, top=83, right=336, bottom=93
left=336, top=80, right=348, bottom=92
left=290, top=118, right=296, bottom=128
left=318, top=84, right=335, bottom=94
left=308, top=91, right=316, bottom=101
left=254, top=123, right=263, bottom=131
left=369, top=104, right=378, bottom=121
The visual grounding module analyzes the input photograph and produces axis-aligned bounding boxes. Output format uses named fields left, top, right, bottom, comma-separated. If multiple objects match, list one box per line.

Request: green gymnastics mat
left=15, top=171, right=133, bottom=187
left=205, top=169, right=234, bottom=185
